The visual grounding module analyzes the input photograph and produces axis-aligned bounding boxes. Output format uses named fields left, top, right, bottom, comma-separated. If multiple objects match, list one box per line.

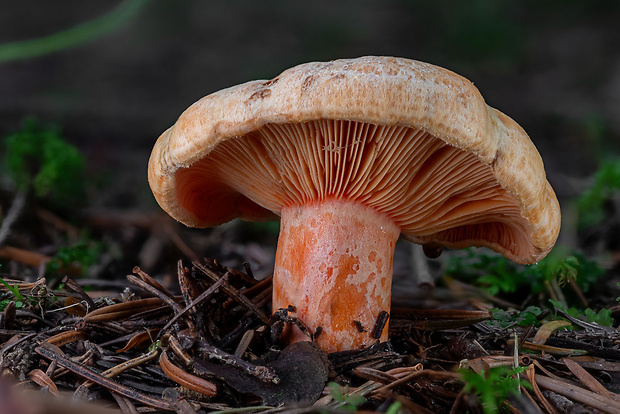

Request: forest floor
left=1, top=2, right=620, bottom=412
left=1, top=120, right=620, bottom=414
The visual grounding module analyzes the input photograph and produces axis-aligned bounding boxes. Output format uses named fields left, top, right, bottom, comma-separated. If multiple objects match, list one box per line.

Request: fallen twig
left=194, top=337, right=280, bottom=384
left=157, top=273, right=230, bottom=338
left=159, top=350, right=217, bottom=397
left=35, top=342, right=172, bottom=410
left=535, top=374, right=620, bottom=414
left=193, top=261, right=270, bottom=325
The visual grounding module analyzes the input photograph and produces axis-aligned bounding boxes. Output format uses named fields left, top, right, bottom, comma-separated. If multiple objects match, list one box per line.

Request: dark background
left=1, top=0, right=619, bottom=266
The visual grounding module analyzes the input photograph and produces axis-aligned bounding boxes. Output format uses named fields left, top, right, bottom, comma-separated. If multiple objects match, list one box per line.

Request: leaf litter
left=1, top=157, right=620, bottom=413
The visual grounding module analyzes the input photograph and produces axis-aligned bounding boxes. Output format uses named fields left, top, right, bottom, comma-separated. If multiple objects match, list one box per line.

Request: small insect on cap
left=148, top=56, right=561, bottom=352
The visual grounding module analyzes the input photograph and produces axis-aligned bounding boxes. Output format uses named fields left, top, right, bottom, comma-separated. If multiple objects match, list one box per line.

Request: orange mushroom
left=148, top=56, right=561, bottom=353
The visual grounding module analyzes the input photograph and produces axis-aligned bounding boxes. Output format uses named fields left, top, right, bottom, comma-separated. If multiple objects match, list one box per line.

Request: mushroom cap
left=148, top=56, right=561, bottom=264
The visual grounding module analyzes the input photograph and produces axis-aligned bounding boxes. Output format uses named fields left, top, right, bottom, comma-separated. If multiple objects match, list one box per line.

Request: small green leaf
left=550, top=300, right=614, bottom=327
left=327, top=382, right=345, bottom=402
left=460, top=365, right=531, bottom=414
left=489, top=306, right=543, bottom=328
left=583, top=308, right=614, bottom=327
left=385, top=401, right=402, bottom=414
left=0, top=278, right=24, bottom=301
left=327, top=382, right=366, bottom=411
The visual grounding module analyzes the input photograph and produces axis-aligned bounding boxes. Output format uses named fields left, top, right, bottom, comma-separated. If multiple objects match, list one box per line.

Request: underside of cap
left=148, top=56, right=561, bottom=264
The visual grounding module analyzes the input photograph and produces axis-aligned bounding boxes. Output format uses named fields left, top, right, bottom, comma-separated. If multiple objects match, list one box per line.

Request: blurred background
left=1, top=0, right=619, bottom=283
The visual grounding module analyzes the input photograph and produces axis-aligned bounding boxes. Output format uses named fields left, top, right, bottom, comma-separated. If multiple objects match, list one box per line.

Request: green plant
left=446, top=249, right=521, bottom=296
left=0, top=278, right=27, bottom=310
left=460, top=365, right=531, bottom=414
left=385, top=400, right=402, bottom=414
left=576, top=158, right=620, bottom=229
left=47, top=239, right=105, bottom=277
left=524, top=248, right=603, bottom=294
left=3, top=118, right=85, bottom=201
left=550, top=300, right=614, bottom=327
left=489, top=306, right=543, bottom=329
left=446, top=247, right=603, bottom=298
left=327, top=382, right=366, bottom=411
left=582, top=308, right=614, bottom=326
left=0, top=276, right=60, bottom=314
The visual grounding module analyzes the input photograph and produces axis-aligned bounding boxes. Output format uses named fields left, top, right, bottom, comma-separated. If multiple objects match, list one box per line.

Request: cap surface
left=148, top=56, right=561, bottom=264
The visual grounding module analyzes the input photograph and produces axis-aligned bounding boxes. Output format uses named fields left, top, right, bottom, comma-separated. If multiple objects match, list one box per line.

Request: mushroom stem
left=273, top=198, right=399, bottom=353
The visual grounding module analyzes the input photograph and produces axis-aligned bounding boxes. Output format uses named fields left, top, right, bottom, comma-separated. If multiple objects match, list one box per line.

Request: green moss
left=3, top=118, right=85, bottom=202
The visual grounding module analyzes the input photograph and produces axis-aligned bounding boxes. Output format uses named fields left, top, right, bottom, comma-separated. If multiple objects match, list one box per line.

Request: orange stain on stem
left=273, top=198, right=399, bottom=352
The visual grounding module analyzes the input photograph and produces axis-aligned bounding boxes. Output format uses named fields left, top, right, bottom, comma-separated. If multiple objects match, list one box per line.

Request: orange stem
left=273, top=198, right=399, bottom=352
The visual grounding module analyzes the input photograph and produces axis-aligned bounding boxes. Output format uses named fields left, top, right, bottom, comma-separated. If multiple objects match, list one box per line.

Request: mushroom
left=148, top=56, right=561, bottom=353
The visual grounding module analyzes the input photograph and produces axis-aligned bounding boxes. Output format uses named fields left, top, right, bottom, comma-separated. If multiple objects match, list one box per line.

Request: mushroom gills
left=174, top=119, right=531, bottom=259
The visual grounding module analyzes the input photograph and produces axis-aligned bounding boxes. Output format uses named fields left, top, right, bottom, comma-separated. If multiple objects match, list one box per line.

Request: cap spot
left=248, top=88, right=272, bottom=101
left=302, top=75, right=315, bottom=91
left=262, top=78, right=279, bottom=87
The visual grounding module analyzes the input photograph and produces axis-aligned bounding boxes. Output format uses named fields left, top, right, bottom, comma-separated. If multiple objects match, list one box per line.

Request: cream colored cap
left=148, top=56, right=561, bottom=264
